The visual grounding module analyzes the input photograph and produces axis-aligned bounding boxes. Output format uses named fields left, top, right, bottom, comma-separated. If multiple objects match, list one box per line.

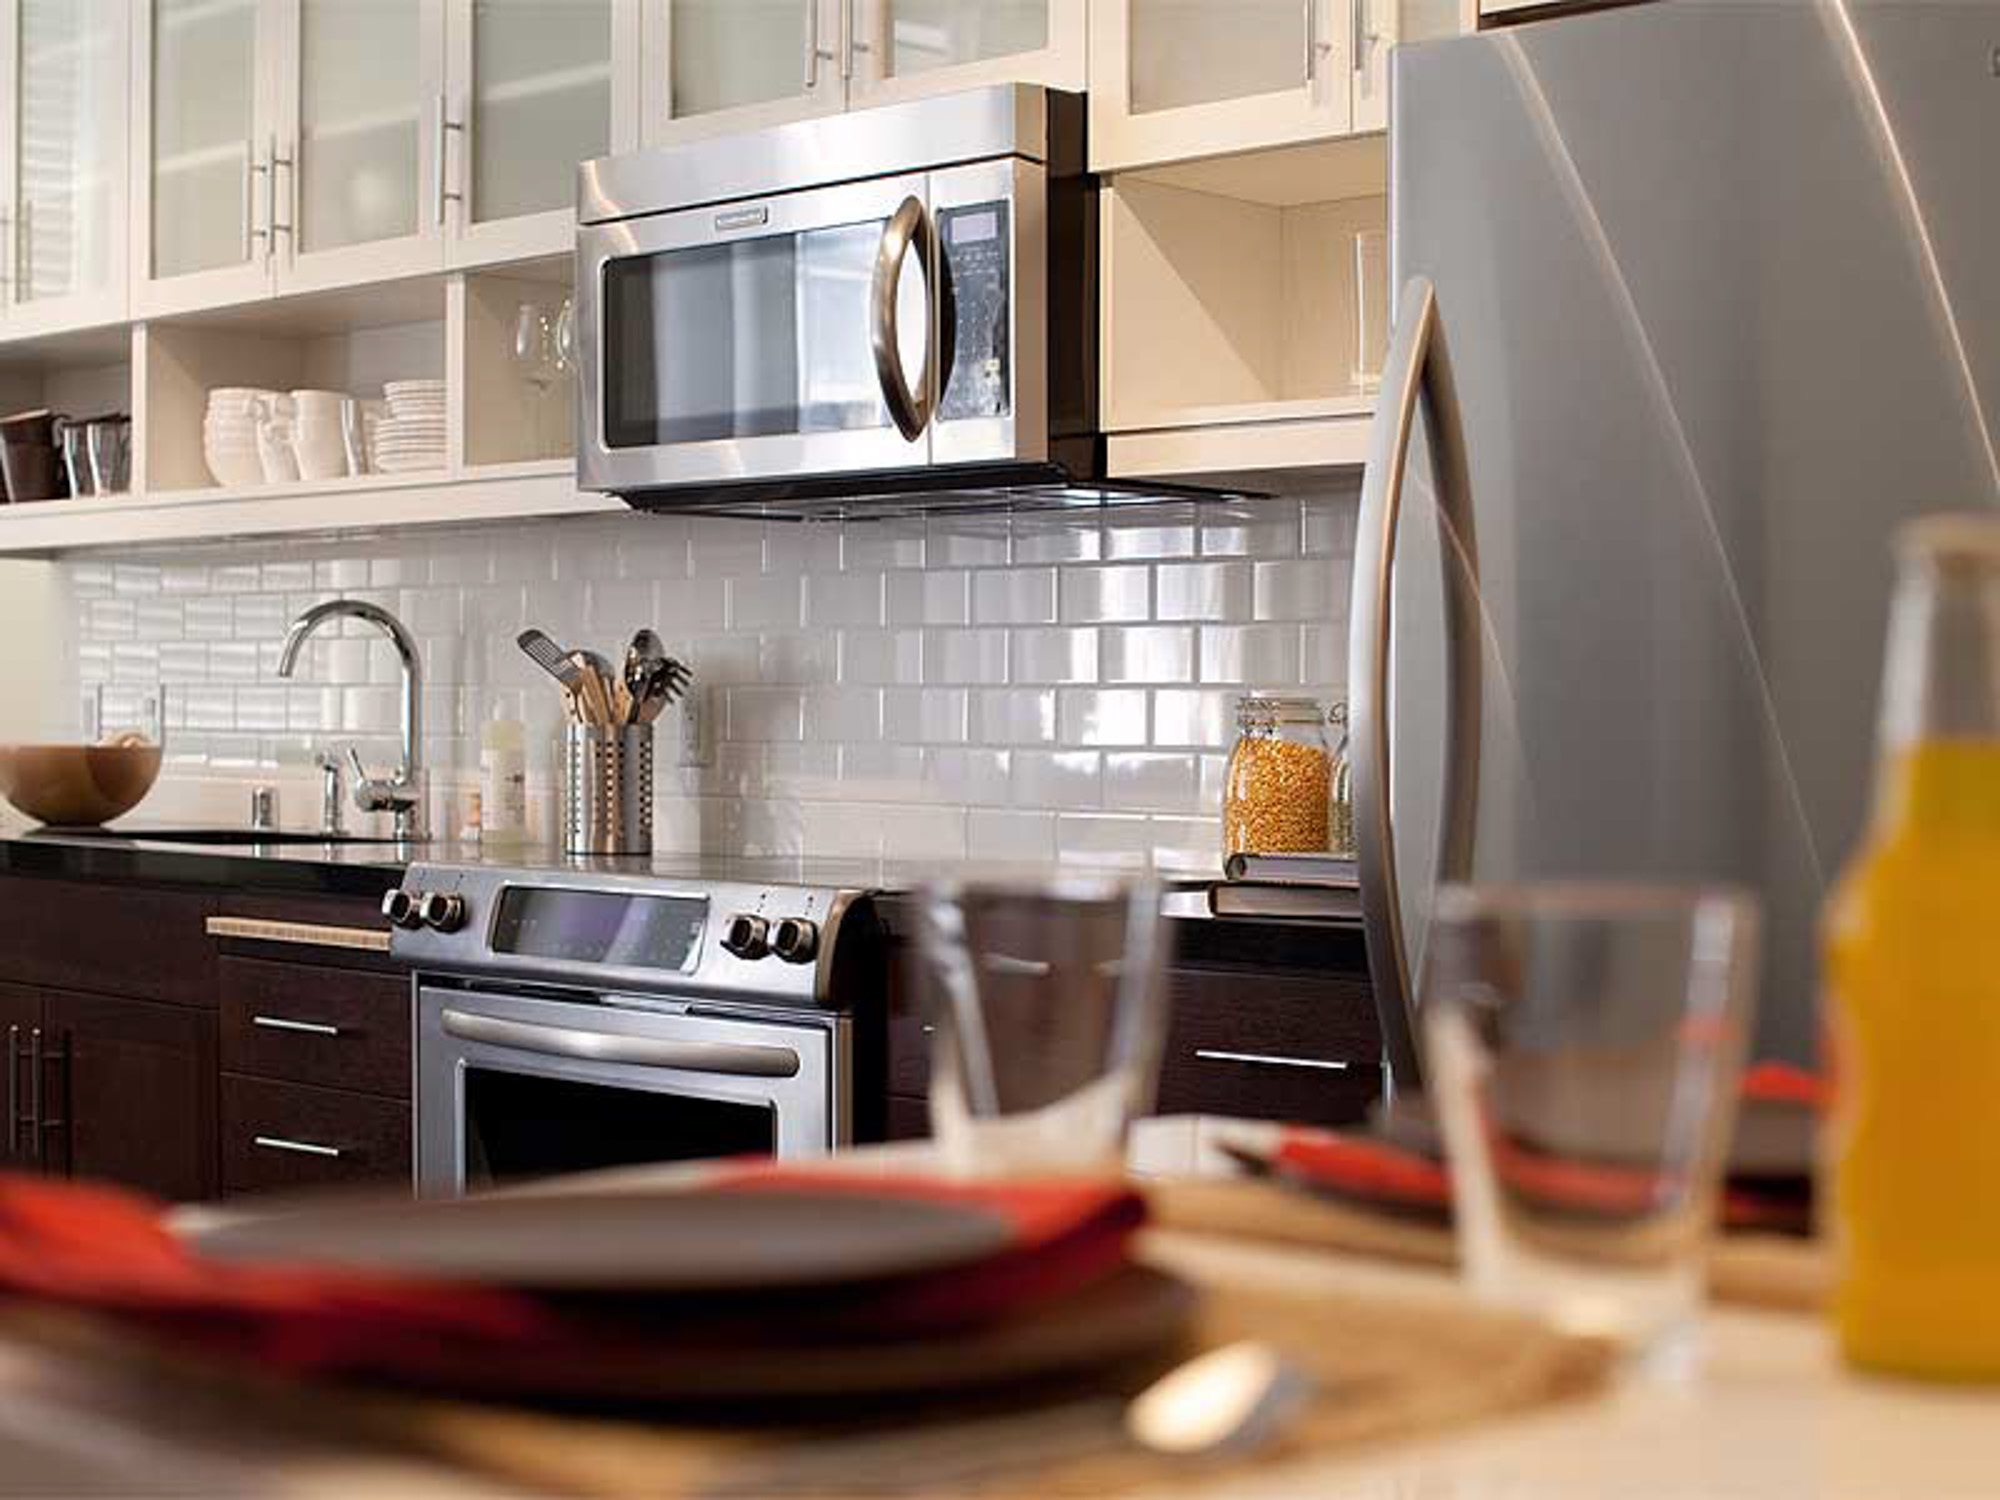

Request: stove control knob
left=381, top=888, right=422, bottom=930
left=417, top=891, right=468, bottom=934
left=723, top=913, right=771, bottom=961
left=771, top=917, right=820, bottom=965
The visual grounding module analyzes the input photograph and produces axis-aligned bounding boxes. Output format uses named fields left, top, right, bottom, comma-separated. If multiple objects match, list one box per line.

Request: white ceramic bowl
left=204, top=447, right=266, bottom=487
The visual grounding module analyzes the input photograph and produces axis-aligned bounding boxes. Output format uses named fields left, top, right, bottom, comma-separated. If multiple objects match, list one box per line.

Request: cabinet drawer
left=220, top=1074, right=411, bottom=1196
left=0, top=877, right=215, bottom=1006
left=219, top=958, right=411, bottom=1098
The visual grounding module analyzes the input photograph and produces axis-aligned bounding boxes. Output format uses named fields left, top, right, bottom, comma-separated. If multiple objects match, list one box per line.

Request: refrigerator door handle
left=1349, top=273, right=1477, bottom=1095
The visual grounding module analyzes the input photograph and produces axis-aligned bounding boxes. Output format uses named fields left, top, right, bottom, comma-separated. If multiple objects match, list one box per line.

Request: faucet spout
left=278, top=598, right=425, bottom=839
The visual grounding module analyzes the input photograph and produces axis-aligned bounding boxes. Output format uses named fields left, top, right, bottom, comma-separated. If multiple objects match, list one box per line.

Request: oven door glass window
left=601, top=215, right=933, bottom=448
left=461, top=1067, right=776, bottom=1189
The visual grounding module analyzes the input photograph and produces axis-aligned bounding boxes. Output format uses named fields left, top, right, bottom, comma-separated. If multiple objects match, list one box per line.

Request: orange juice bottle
left=1825, top=516, right=2000, bottom=1380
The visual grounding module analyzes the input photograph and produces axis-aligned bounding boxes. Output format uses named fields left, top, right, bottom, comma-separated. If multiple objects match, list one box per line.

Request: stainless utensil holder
left=563, top=723, right=653, bottom=856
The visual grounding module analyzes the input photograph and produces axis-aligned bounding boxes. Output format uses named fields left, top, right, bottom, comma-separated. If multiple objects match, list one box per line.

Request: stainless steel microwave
left=575, top=86, right=1096, bottom=514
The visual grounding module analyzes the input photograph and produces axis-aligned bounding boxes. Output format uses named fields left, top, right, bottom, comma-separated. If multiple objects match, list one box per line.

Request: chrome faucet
left=277, top=599, right=424, bottom=840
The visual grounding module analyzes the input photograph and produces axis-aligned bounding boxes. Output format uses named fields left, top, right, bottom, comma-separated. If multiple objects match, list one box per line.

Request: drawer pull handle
left=1194, top=1049, right=1349, bottom=1072
left=252, top=1134, right=342, bottom=1159
left=252, top=1015, right=343, bottom=1038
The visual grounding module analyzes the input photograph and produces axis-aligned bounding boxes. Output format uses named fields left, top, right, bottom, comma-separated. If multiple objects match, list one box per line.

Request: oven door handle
left=439, top=1009, right=803, bottom=1078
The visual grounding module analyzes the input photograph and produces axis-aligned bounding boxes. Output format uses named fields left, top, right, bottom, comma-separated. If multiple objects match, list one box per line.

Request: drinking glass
left=1351, top=226, right=1389, bottom=392
left=1421, top=882, right=1758, bottom=1358
left=918, top=876, right=1168, bottom=1176
left=511, top=303, right=559, bottom=458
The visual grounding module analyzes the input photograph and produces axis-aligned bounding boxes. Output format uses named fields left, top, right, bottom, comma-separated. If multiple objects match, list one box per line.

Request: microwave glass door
left=581, top=172, right=952, bottom=491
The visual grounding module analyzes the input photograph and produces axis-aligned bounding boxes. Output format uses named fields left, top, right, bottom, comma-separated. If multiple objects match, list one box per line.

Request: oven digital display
left=490, top=888, right=708, bottom=971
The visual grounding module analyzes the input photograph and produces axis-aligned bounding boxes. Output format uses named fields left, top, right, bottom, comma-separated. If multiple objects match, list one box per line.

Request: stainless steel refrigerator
left=1353, top=0, right=2000, bottom=1087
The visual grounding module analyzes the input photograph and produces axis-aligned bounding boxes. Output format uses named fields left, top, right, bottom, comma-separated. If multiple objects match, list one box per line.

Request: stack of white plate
left=372, top=379, right=446, bottom=473
left=203, top=388, right=289, bottom=487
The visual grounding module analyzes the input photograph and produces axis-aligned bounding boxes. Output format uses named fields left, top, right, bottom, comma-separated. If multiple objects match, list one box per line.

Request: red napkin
left=0, top=1169, right=1149, bottom=1394
left=1232, top=1063, right=1824, bottom=1237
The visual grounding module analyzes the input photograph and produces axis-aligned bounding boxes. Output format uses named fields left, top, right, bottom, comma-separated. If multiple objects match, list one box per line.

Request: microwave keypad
left=939, top=202, right=1011, bottom=422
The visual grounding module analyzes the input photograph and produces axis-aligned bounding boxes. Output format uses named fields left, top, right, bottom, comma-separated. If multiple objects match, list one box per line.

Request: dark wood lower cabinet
left=43, top=989, right=217, bottom=1201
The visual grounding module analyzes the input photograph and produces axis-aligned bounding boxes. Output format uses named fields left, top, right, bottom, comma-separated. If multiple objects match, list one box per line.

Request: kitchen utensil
left=918, top=875, right=1170, bottom=1176
left=621, top=629, right=667, bottom=725
left=516, top=629, right=589, bottom=724
left=1423, top=882, right=1758, bottom=1358
left=571, top=649, right=617, bottom=728
left=564, top=722, right=653, bottom=853
left=718, top=1339, right=1311, bottom=1495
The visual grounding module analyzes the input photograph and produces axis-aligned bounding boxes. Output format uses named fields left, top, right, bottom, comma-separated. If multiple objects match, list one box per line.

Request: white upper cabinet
left=136, top=0, right=274, bottom=316
left=274, top=0, right=445, bottom=292
left=444, top=0, right=637, bottom=266
left=1, top=0, right=129, bottom=335
left=647, top=0, right=845, bottom=147
left=1092, top=0, right=1359, bottom=171
left=846, top=0, right=1084, bottom=102
left=648, top=0, right=1082, bottom=148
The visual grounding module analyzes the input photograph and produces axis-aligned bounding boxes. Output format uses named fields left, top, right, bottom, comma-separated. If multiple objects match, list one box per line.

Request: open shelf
left=1101, top=137, right=1387, bottom=476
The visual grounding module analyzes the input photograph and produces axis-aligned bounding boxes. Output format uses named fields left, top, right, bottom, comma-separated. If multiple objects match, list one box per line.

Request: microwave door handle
left=439, top=1008, right=803, bottom=1078
left=871, top=195, right=946, bottom=442
left=1349, top=273, right=1478, bottom=1097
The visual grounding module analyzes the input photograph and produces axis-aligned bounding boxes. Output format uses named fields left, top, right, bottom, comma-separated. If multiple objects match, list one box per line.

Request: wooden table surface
left=5, top=1124, right=1997, bottom=1496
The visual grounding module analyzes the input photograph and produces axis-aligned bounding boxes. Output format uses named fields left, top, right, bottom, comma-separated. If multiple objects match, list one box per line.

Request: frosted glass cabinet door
left=279, top=0, right=444, bottom=289
left=145, top=0, right=269, bottom=305
left=447, top=0, right=627, bottom=265
left=1090, top=0, right=1354, bottom=171
left=10, top=0, right=128, bottom=328
left=851, top=0, right=1083, bottom=99
left=652, top=0, right=843, bottom=146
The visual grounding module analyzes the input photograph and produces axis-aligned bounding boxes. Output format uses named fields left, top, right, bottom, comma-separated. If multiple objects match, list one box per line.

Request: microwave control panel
left=939, top=201, right=1011, bottom=422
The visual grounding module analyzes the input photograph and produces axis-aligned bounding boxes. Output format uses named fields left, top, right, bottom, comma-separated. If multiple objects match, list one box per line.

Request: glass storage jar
left=1223, top=695, right=1335, bottom=856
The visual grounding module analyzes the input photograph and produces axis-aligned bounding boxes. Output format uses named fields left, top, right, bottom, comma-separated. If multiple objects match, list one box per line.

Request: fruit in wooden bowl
left=0, top=735, right=163, bottom=826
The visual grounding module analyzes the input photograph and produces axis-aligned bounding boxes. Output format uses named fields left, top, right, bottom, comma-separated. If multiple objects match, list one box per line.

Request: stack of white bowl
left=203, top=388, right=288, bottom=487
left=372, top=380, right=446, bottom=473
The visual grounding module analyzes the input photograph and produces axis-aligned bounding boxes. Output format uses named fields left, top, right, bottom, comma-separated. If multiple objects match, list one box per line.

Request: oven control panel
left=387, top=863, right=872, bottom=1009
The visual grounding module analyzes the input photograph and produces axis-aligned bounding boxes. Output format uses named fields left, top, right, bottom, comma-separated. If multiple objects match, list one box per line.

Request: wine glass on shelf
left=552, top=297, right=577, bottom=456
left=511, top=303, right=559, bottom=460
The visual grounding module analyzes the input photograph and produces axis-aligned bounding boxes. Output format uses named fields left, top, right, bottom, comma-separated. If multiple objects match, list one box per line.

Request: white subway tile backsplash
left=1060, top=565, right=1149, bottom=623
left=1101, top=626, right=1194, bottom=684
left=1059, top=688, right=1148, bottom=747
left=1154, top=561, right=1252, bottom=622
left=1104, top=752, right=1199, bottom=814
left=64, top=494, right=1353, bottom=871
left=1010, top=627, right=1097, bottom=684
left=972, top=688, right=1056, bottom=746
left=1200, top=624, right=1300, bottom=686
left=884, top=687, right=969, bottom=745
left=805, top=572, right=885, bottom=628
left=1011, top=749, right=1100, bottom=810
left=925, top=629, right=1008, bottom=685
left=887, top=569, right=969, bottom=627
left=841, top=630, right=923, bottom=685
left=1253, top=559, right=1337, bottom=621
left=971, top=568, right=1057, bottom=626
left=727, top=574, right=803, bottom=631
left=968, top=809, right=1057, bottom=862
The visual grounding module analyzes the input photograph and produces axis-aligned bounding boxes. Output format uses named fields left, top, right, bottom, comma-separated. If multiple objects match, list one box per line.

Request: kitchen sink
left=51, top=827, right=415, bottom=847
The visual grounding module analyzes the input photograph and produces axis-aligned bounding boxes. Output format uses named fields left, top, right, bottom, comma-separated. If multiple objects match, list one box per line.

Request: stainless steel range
left=386, top=859, right=885, bottom=1196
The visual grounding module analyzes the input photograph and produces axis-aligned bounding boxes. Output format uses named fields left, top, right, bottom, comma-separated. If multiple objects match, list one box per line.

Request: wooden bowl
left=0, top=742, right=162, bottom=826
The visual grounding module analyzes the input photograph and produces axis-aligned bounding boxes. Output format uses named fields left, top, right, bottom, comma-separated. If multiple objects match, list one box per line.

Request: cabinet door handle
left=433, top=93, right=464, bottom=226
left=252, top=1014, right=343, bottom=1038
left=841, top=0, right=861, bottom=79
left=253, top=1134, right=342, bottom=1159
left=1193, top=1048, right=1350, bottom=1072
left=1303, top=0, right=1318, bottom=82
left=6, top=1025, right=18, bottom=1157
left=27, top=1029, right=42, bottom=1165
left=244, top=138, right=268, bottom=262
